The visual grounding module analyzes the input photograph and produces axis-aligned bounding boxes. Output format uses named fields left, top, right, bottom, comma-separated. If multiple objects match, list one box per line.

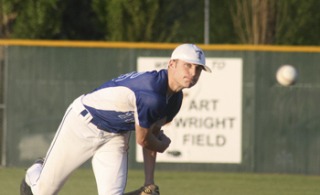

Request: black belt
left=79, top=109, right=128, bottom=134
left=80, top=109, right=110, bottom=133
left=80, top=109, right=89, bottom=117
left=80, top=109, right=100, bottom=128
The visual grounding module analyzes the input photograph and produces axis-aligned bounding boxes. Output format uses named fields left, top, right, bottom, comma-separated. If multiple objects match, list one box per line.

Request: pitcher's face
left=169, top=59, right=203, bottom=89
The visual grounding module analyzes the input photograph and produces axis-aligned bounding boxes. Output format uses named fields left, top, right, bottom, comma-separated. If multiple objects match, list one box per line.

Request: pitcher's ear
left=168, top=59, right=176, bottom=69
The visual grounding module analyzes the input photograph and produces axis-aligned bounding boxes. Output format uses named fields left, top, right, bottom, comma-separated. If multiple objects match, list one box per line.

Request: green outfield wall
left=0, top=40, right=319, bottom=174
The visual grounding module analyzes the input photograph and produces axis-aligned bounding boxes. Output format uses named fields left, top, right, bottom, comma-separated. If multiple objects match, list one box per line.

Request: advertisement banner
left=136, top=57, right=243, bottom=163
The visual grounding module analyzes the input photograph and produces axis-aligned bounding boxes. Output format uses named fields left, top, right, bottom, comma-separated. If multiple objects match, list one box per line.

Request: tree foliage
left=105, top=0, right=162, bottom=41
left=230, top=0, right=277, bottom=44
left=0, top=0, right=319, bottom=45
left=104, top=0, right=203, bottom=43
left=275, top=0, right=320, bottom=45
left=229, top=0, right=320, bottom=45
left=4, top=0, right=105, bottom=40
left=0, top=0, right=19, bottom=38
left=9, top=0, right=61, bottom=39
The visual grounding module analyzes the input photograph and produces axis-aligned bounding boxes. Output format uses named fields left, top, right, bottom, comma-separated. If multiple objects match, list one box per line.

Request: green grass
left=2, top=167, right=320, bottom=195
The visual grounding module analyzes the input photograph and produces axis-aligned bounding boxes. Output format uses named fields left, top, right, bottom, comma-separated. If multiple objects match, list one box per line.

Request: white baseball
left=276, top=65, right=298, bottom=86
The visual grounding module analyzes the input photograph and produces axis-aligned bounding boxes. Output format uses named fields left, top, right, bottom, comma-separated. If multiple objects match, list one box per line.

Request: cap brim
left=183, top=59, right=212, bottom=73
left=201, top=65, right=212, bottom=73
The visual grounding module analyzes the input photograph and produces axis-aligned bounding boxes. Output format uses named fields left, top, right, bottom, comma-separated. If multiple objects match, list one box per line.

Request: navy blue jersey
left=81, top=69, right=183, bottom=133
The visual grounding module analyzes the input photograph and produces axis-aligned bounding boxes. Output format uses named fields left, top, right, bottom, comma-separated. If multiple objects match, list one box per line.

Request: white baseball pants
left=25, top=96, right=131, bottom=195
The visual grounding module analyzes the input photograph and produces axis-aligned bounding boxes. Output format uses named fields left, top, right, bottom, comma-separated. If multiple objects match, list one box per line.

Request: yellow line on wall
left=0, top=39, right=319, bottom=53
left=0, top=40, right=178, bottom=49
left=201, top=44, right=320, bottom=53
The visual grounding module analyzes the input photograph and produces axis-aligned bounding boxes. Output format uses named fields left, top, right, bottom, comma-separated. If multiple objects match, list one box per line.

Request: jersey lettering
left=113, top=71, right=145, bottom=82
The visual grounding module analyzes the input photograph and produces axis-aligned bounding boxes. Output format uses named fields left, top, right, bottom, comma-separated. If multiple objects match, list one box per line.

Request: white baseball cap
left=171, top=44, right=211, bottom=72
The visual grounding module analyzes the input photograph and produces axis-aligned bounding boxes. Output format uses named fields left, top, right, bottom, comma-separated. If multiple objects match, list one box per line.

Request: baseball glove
left=124, top=184, right=160, bottom=195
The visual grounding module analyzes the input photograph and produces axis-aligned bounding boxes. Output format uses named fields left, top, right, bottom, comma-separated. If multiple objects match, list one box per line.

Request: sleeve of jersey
left=135, top=91, right=165, bottom=129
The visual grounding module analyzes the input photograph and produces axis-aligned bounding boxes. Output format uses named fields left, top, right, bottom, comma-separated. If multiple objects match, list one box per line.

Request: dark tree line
left=0, top=0, right=319, bottom=45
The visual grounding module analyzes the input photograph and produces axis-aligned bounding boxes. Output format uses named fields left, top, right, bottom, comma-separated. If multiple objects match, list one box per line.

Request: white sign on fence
left=136, top=57, right=243, bottom=163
